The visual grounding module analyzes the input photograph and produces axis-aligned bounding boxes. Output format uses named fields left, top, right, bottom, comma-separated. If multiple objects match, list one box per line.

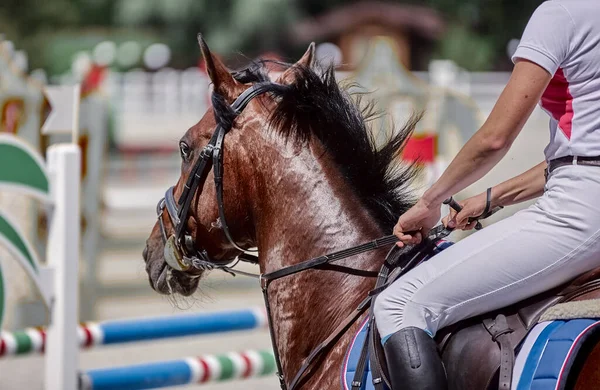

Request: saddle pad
left=513, top=319, right=600, bottom=390
left=341, top=240, right=453, bottom=390
left=539, top=299, right=600, bottom=322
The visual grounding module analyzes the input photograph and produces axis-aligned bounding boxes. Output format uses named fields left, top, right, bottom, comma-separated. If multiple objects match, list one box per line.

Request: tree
left=1, top=0, right=544, bottom=73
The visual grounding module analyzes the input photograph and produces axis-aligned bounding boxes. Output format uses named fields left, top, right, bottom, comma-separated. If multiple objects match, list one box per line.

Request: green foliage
left=1, top=0, right=543, bottom=73
left=0, top=0, right=80, bottom=37
left=435, top=25, right=494, bottom=71
left=1, top=0, right=80, bottom=70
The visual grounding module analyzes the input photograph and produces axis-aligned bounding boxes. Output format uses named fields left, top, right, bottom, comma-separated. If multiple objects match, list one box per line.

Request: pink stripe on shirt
left=541, top=68, right=574, bottom=140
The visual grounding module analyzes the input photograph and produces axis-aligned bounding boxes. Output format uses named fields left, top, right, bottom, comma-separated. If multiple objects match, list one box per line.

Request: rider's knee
left=373, top=287, right=399, bottom=324
left=373, top=277, right=428, bottom=327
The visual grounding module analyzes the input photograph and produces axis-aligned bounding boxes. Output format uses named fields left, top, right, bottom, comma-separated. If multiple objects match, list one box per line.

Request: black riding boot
left=383, top=327, right=447, bottom=390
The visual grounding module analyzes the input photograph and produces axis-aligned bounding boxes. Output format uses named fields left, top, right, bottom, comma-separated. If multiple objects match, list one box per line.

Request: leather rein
left=155, top=81, right=499, bottom=390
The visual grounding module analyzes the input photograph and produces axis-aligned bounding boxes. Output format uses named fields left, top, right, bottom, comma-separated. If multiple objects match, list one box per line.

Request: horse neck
left=247, top=137, right=388, bottom=379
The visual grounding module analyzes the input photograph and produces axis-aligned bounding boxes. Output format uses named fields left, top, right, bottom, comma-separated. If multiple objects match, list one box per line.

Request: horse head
left=143, top=36, right=316, bottom=296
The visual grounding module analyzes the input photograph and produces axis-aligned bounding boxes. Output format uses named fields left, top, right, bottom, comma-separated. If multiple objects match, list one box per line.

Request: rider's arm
left=420, top=60, right=552, bottom=207
left=492, top=161, right=547, bottom=207
left=443, top=161, right=547, bottom=230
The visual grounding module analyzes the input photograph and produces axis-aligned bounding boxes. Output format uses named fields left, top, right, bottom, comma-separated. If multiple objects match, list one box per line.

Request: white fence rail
left=71, top=66, right=512, bottom=151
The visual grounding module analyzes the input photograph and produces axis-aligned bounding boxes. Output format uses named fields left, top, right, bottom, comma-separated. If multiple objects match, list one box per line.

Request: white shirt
left=512, top=0, right=600, bottom=161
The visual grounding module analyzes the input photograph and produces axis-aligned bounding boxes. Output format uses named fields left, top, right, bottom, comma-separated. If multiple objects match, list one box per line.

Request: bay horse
left=143, top=36, right=600, bottom=389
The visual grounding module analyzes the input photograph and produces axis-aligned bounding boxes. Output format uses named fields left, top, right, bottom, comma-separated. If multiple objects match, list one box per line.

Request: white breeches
left=374, top=164, right=600, bottom=341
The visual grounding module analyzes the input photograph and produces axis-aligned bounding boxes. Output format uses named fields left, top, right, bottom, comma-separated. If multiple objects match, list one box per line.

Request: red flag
left=402, top=134, right=437, bottom=163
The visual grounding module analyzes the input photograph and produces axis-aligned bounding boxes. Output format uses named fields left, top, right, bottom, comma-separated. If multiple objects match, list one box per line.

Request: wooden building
left=291, top=1, right=445, bottom=70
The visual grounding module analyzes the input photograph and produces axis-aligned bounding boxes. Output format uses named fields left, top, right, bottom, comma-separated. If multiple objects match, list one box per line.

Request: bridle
left=154, top=80, right=495, bottom=390
left=156, top=82, right=277, bottom=273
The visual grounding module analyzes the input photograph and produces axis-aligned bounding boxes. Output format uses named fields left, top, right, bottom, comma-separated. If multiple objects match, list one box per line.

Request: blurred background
left=0, top=1, right=549, bottom=389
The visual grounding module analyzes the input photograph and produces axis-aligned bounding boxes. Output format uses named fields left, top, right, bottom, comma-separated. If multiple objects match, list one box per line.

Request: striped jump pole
left=79, top=350, right=276, bottom=390
left=0, top=307, right=267, bottom=358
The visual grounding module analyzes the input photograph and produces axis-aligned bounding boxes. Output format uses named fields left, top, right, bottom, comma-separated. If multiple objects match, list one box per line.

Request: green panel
left=0, top=214, right=37, bottom=273
left=0, top=266, right=4, bottom=327
left=216, top=355, right=234, bottom=380
left=0, top=142, right=48, bottom=194
left=13, top=331, right=33, bottom=354
left=258, top=350, right=276, bottom=375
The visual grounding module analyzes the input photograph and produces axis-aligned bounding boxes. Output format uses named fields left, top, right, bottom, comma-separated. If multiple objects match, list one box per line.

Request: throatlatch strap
left=483, top=314, right=515, bottom=390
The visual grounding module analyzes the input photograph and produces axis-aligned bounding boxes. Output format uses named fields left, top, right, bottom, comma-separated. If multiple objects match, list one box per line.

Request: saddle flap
left=517, top=296, right=562, bottom=329
left=564, top=267, right=600, bottom=291
left=441, top=322, right=502, bottom=390
left=437, top=268, right=600, bottom=390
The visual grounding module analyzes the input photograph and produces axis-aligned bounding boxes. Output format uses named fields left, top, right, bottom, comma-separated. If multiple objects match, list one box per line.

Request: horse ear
left=277, top=42, right=316, bottom=85
left=198, top=34, right=239, bottom=99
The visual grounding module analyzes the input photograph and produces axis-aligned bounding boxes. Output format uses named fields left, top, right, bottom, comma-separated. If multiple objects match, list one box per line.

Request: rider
left=373, top=1, right=600, bottom=389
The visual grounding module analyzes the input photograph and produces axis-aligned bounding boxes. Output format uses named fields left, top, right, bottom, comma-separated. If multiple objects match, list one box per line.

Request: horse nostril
left=142, top=246, right=149, bottom=261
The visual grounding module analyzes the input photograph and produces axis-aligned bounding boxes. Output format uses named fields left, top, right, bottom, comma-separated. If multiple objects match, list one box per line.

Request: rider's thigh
left=377, top=164, right=600, bottom=339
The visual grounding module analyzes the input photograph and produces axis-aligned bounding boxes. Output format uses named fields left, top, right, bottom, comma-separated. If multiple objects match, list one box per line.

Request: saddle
left=432, top=267, right=600, bottom=390
left=349, top=243, right=600, bottom=390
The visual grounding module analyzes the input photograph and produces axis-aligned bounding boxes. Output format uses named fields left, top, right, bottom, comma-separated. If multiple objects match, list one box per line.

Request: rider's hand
left=442, top=191, right=487, bottom=231
left=393, top=198, right=441, bottom=247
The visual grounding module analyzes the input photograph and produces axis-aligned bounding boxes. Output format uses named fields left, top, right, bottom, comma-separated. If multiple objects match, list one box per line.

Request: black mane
left=223, top=62, right=419, bottom=233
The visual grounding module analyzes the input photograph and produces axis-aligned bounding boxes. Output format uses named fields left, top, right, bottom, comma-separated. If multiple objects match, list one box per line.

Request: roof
left=291, top=1, right=445, bottom=43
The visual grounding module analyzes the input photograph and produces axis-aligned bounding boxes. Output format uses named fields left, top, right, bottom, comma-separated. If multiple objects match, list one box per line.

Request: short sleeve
left=511, top=1, right=574, bottom=75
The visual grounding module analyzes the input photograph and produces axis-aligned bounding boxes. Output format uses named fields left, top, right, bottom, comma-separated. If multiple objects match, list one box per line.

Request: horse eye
left=179, top=142, right=191, bottom=160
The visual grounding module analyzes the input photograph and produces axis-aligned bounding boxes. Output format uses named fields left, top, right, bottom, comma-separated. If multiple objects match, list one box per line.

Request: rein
left=261, top=223, right=456, bottom=390
left=260, top=234, right=400, bottom=389
left=261, top=194, right=499, bottom=389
